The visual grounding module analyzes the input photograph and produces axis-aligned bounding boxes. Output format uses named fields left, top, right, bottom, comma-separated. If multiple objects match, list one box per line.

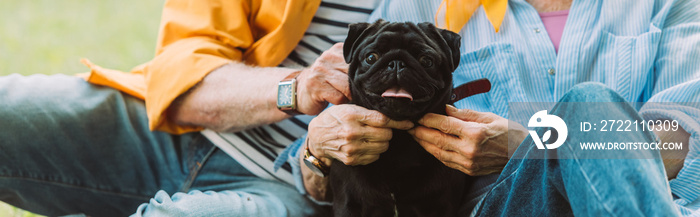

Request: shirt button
left=534, top=28, right=541, bottom=33
left=548, top=68, right=556, bottom=75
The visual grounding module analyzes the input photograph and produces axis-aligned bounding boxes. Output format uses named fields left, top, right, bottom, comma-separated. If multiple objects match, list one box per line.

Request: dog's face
left=344, top=20, right=461, bottom=121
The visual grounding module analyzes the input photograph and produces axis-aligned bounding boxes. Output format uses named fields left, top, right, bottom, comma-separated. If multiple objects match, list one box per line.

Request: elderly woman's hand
left=408, top=105, right=528, bottom=176
left=307, top=104, right=414, bottom=166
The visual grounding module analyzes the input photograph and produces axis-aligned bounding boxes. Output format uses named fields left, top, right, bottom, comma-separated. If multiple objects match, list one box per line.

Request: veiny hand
left=408, top=105, right=528, bottom=176
left=307, top=104, right=414, bottom=166
left=296, top=43, right=352, bottom=115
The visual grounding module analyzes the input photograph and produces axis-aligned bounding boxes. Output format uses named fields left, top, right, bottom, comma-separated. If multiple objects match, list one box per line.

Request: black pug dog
left=330, top=20, right=467, bottom=217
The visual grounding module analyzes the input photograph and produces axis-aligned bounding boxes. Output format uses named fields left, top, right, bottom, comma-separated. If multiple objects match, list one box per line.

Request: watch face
left=277, top=82, right=294, bottom=107
left=304, top=158, right=326, bottom=177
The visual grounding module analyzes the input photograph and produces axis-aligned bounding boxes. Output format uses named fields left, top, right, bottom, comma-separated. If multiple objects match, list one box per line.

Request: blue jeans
left=0, top=74, right=328, bottom=217
left=473, top=82, right=680, bottom=216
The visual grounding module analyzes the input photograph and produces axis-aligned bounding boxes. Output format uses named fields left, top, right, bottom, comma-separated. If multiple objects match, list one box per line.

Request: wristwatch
left=303, top=141, right=330, bottom=177
left=276, top=71, right=302, bottom=115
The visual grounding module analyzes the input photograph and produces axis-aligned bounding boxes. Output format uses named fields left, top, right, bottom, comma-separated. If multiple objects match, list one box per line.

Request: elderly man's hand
left=307, top=104, right=414, bottom=166
left=296, top=43, right=352, bottom=115
left=408, top=105, right=528, bottom=176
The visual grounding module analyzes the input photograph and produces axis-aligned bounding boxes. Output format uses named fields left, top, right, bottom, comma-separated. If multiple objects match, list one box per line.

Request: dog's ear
left=344, top=20, right=387, bottom=63
left=343, top=22, right=371, bottom=63
left=419, top=22, right=462, bottom=72
left=439, top=28, right=461, bottom=72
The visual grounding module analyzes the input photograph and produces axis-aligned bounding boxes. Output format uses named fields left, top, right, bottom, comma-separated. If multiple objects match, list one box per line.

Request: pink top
left=539, top=10, right=569, bottom=53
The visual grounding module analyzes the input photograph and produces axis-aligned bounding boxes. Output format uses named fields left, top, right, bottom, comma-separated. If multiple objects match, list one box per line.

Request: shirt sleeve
left=275, top=134, right=333, bottom=206
left=640, top=0, right=700, bottom=211
left=142, top=0, right=255, bottom=134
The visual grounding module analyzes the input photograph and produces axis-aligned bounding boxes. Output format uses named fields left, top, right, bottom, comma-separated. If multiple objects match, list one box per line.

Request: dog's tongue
left=381, top=86, right=413, bottom=101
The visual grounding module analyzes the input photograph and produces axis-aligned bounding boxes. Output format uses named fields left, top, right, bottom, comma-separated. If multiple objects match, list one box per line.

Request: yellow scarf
left=435, top=0, right=508, bottom=33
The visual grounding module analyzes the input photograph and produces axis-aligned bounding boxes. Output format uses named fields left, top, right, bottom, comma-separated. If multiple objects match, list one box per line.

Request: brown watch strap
left=282, top=70, right=302, bottom=82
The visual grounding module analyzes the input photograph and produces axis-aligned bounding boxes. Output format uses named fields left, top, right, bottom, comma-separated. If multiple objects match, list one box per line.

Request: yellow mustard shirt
left=79, top=0, right=321, bottom=135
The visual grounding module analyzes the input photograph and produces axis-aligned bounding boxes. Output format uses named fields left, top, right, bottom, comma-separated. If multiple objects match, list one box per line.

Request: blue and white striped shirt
left=366, top=0, right=700, bottom=215
left=204, top=0, right=380, bottom=186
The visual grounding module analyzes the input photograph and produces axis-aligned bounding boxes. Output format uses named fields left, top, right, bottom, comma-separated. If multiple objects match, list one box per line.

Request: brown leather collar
left=450, top=78, right=491, bottom=103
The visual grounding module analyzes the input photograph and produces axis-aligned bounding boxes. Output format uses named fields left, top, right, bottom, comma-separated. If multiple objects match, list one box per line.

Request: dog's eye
left=419, top=56, right=433, bottom=68
left=365, top=53, right=379, bottom=64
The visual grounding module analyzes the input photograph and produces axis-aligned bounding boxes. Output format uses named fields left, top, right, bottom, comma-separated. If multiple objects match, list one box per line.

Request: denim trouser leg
left=474, top=82, right=680, bottom=216
left=131, top=142, right=329, bottom=217
left=0, top=74, right=327, bottom=217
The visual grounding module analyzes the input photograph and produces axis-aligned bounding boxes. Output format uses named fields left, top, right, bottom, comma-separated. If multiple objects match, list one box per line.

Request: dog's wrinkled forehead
left=369, top=23, right=431, bottom=49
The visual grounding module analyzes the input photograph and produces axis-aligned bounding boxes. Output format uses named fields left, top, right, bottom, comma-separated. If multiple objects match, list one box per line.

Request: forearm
left=300, top=138, right=332, bottom=202
left=654, top=124, right=690, bottom=179
left=168, top=62, right=295, bottom=132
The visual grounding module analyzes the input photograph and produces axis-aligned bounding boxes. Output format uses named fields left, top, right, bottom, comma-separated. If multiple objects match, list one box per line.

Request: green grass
left=0, top=0, right=165, bottom=216
left=0, top=204, right=42, bottom=217
left=0, top=0, right=165, bottom=76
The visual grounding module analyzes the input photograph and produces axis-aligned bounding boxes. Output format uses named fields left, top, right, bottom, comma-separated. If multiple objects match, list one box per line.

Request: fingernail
left=446, top=104, right=457, bottom=112
left=407, top=121, right=415, bottom=129
left=417, top=117, right=426, bottom=125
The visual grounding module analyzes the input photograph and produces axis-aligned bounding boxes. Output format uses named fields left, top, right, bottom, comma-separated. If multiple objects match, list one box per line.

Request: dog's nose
left=387, top=60, right=405, bottom=72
